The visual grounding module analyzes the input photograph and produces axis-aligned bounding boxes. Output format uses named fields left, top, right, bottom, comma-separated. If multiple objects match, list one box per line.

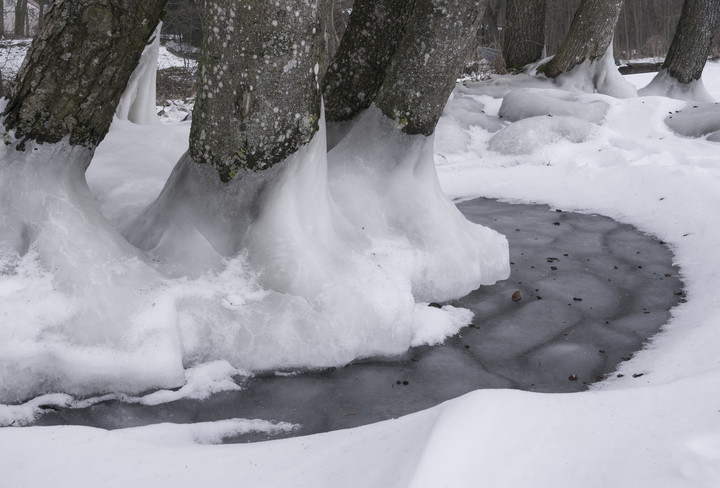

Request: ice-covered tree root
left=0, top=139, right=184, bottom=404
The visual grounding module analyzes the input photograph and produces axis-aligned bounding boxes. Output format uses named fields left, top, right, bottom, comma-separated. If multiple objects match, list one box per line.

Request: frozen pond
left=32, top=198, right=682, bottom=441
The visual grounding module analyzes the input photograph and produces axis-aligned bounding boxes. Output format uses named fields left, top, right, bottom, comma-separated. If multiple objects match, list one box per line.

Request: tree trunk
left=0, top=0, right=5, bottom=38
left=2, top=0, right=168, bottom=150
left=503, top=0, right=546, bottom=69
left=663, top=0, right=720, bottom=84
left=38, top=1, right=45, bottom=29
left=14, top=0, right=27, bottom=38
left=322, top=0, right=414, bottom=123
left=375, top=0, right=487, bottom=136
left=189, top=0, right=324, bottom=182
left=543, top=0, right=623, bottom=78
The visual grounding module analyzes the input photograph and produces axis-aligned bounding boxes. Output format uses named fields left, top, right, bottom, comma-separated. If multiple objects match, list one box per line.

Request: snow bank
left=638, top=68, right=716, bottom=102
left=498, top=88, right=609, bottom=123
left=488, top=115, right=595, bottom=155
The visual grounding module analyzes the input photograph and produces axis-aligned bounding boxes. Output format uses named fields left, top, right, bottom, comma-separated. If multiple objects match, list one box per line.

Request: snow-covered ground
left=3, top=55, right=720, bottom=486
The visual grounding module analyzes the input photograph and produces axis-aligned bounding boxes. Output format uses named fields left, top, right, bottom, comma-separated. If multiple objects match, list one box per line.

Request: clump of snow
left=664, top=102, right=720, bottom=137
left=498, top=88, right=609, bottom=123
left=488, top=115, right=595, bottom=155
left=116, top=23, right=162, bottom=125
left=638, top=68, right=716, bottom=102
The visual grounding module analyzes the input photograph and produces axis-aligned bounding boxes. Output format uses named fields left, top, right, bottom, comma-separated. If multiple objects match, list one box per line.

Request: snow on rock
left=498, top=88, right=609, bottom=123
left=638, top=68, right=716, bottom=103
left=488, top=115, right=595, bottom=155
left=664, top=102, right=720, bottom=137
left=116, top=23, right=162, bottom=125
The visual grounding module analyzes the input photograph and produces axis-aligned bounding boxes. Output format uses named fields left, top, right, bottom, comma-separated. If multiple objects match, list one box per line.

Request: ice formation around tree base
left=0, top=108, right=509, bottom=403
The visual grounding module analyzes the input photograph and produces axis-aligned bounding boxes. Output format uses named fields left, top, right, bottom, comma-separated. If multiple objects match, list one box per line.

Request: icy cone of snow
left=0, top=140, right=184, bottom=403
left=554, top=45, right=637, bottom=99
left=327, top=105, right=510, bottom=302
left=638, top=69, right=716, bottom=103
left=116, top=22, right=162, bottom=125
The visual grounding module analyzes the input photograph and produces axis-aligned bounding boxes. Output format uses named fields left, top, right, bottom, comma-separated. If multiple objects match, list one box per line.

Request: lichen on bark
left=322, top=0, right=415, bottom=123
left=375, top=0, right=486, bottom=136
left=1, top=0, right=167, bottom=150
left=189, top=0, right=324, bottom=182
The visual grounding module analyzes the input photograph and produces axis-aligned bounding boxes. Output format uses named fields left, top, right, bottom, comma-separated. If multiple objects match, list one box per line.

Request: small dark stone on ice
left=552, top=222, right=560, bottom=226
left=550, top=266, right=558, bottom=271
left=617, top=374, right=625, bottom=378
left=402, top=380, right=409, bottom=385
left=555, top=209, right=563, bottom=213
left=664, top=273, right=672, bottom=277
left=632, top=373, right=644, bottom=378
left=511, top=291, right=522, bottom=302
left=568, top=374, right=578, bottom=381
left=464, top=345, right=470, bottom=349
left=573, top=297, right=583, bottom=302
left=428, top=302, right=442, bottom=309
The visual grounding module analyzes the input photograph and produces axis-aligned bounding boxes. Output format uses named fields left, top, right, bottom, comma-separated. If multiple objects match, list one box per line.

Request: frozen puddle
left=32, top=198, right=682, bottom=442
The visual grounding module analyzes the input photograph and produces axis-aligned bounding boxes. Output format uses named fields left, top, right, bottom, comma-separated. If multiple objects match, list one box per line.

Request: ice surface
left=116, top=23, right=162, bottom=125
left=638, top=68, right=716, bottom=102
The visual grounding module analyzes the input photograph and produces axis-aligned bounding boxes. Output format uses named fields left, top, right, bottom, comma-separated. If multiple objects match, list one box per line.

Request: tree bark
left=2, top=0, right=168, bottom=150
left=663, top=0, right=720, bottom=84
left=543, top=0, right=623, bottom=78
left=189, top=0, right=325, bottom=182
left=503, top=0, right=546, bottom=69
left=322, top=0, right=414, bottom=123
left=375, top=0, right=486, bottom=136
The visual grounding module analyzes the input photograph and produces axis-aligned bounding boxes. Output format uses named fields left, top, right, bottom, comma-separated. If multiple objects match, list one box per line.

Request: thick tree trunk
left=375, top=0, right=486, bottom=136
left=0, top=1, right=5, bottom=38
left=2, top=0, right=168, bottom=150
left=322, top=0, right=414, bottom=123
left=663, top=0, right=720, bottom=84
left=189, top=0, right=324, bottom=182
left=503, top=0, right=546, bottom=69
left=543, top=0, right=623, bottom=78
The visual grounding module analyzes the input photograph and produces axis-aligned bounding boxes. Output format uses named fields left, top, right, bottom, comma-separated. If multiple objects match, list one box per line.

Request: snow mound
left=664, top=102, right=720, bottom=137
left=638, top=69, right=716, bottom=103
left=488, top=115, right=595, bottom=155
left=498, top=88, right=609, bottom=123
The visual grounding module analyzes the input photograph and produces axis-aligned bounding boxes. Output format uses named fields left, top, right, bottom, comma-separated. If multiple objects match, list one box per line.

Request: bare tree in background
left=14, top=0, right=27, bottom=38
left=503, top=0, right=546, bottom=69
left=542, top=0, right=623, bottom=78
